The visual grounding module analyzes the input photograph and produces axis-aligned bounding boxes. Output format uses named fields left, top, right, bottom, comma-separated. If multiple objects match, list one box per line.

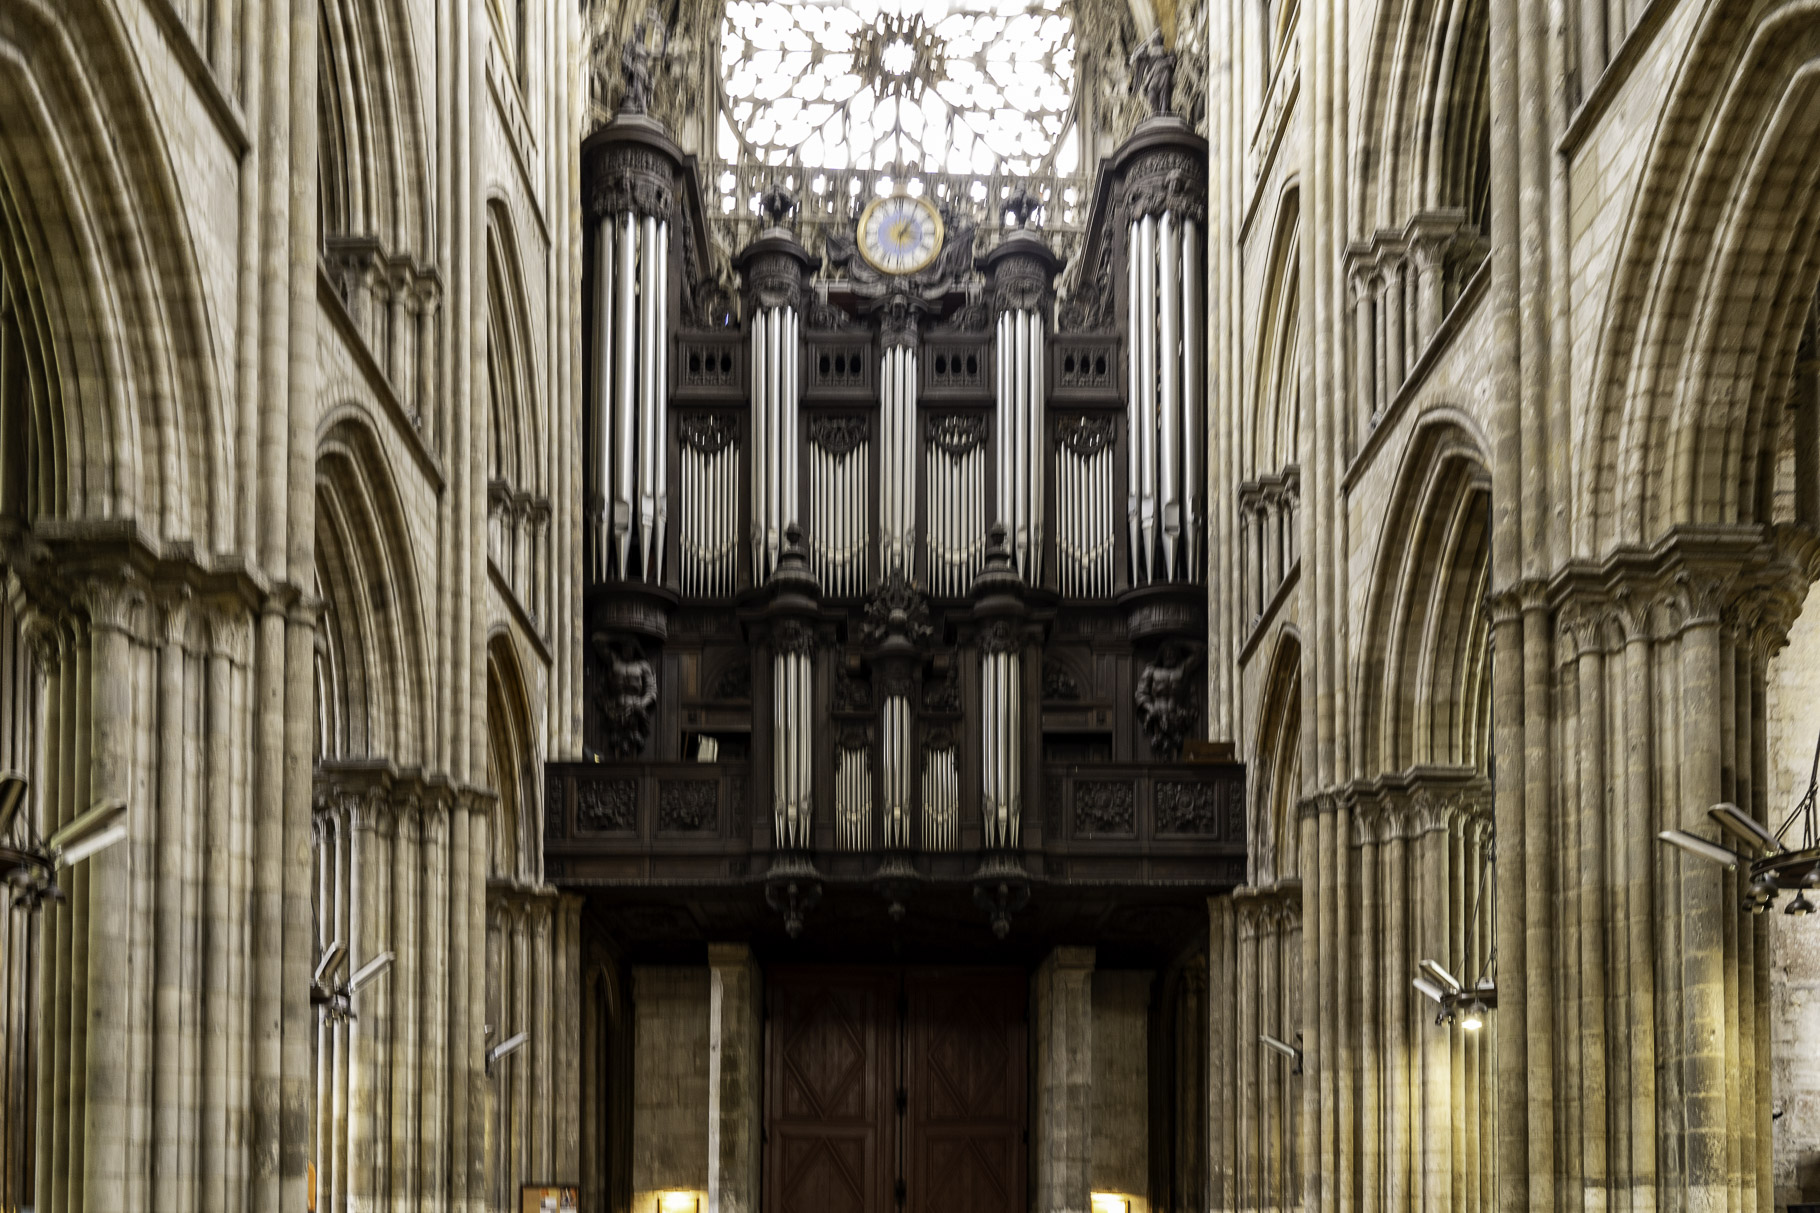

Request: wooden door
left=766, top=970, right=896, bottom=1213
left=765, top=967, right=1026, bottom=1213
left=904, top=972, right=1027, bottom=1213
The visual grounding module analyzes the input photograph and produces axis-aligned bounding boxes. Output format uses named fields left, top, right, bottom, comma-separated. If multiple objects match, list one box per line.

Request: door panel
left=905, top=972, right=1027, bottom=1213
left=766, top=967, right=1026, bottom=1213
left=767, top=971, right=896, bottom=1213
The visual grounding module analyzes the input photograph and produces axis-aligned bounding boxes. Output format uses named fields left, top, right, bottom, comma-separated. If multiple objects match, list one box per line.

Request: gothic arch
left=486, top=629, right=540, bottom=883
left=1354, top=413, right=1493, bottom=777
left=1353, top=0, right=1491, bottom=231
left=0, top=0, right=229, bottom=545
left=487, top=198, right=543, bottom=501
left=1251, top=629, right=1303, bottom=886
left=313, top=412, right=432, bottom=762
left=1581, top=0, right=1820, bottom=550
left=1248, top=190, right=1301, bottom=479
left=318, top=0, right=433, bottom=254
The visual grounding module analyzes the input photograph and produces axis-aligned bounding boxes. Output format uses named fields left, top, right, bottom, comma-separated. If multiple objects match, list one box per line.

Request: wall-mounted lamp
left=0, top=772, right=129, bottom=911
left=1259, top=1032, right=1304, bottom=1074
left=1091, top=1195, right=1132, bottom=1213
left=1411, top=832, right=1498, bottom=1030
left=486, top=1030, right=529, bottom=1076
left=1656, top=740, right=1820, bottom=916
left=658, top=1192, right=701, bottom=1213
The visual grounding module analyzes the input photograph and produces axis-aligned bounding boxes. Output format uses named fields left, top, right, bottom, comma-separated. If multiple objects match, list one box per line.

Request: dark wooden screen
left=766, top=968, right=1027, bottom=1213
left=766, top=970, right=897, bottom=1213
left=904, top=972, right=1027, bottom=1213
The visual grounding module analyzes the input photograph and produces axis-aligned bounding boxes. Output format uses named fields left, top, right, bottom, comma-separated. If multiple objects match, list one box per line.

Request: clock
left=857, top=194, right=945, bottom=275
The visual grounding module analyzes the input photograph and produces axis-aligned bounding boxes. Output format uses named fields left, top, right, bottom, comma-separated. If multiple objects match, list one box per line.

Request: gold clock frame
left=856, top=193, right=945, bottom=275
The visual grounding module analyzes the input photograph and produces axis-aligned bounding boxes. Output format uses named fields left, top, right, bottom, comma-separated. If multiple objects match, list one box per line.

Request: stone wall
left=632, top=966, right=712, bottom=1213
left=1768, top=582, right=1820, bottom=1208
left=1092, top=970, right=1154, bottom=1213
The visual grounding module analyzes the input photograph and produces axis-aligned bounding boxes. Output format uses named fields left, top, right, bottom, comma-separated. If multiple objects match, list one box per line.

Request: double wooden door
left=765, top=967, right=1027, bottom=1213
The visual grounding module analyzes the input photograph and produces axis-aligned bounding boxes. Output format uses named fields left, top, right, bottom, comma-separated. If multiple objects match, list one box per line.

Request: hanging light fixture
left=1413, top=831, right=1498, bottom=1029
left=1657, top=729, right=1820, bottom=916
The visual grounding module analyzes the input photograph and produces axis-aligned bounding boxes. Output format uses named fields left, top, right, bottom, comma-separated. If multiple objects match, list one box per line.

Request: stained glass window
left=719, top=0, right=1078, bottom=177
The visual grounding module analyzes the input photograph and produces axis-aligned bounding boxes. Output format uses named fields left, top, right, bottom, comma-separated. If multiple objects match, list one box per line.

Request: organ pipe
left=1127, top=209, right=1206, bottom=584
left=835, top=744, right=873, bottom=852
left=772, top=644, right=814, bottom=850
left=589, top=209, right=667, bottom=583
left=749, top=305, right=802, bottom=584
left=880, top=347, right=918, bottom=576
left=920, top=746, right=958, bottom=852
left=881, top=696, right=913, bottom=849
left=980, top=645, right=1021, bottom=850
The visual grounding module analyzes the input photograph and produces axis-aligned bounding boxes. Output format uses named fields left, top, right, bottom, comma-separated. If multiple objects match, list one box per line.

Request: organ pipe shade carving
left=750, top=306, right=802, bottom=584
left=1127, top=212, right=1205, bottom=584
left=591, top=212, right=670, bottom=582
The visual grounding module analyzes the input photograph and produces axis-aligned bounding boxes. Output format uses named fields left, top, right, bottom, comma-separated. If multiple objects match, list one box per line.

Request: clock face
left=858, top=194, right=945, bottom=275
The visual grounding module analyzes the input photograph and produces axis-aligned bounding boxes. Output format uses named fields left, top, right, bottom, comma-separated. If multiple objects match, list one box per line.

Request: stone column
left=707, top=944, right=762, bottom=1213
left=1033, top=945, right=1094, bottom=1213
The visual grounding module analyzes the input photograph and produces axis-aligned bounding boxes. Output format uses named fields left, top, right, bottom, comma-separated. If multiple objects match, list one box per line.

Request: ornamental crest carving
left=978, top=619, right=1021, bottom=655
left=772, top=619, right=818, bottom=657
left=681, top=412, right=737, bottom=454
left=809, top=416, right=869, bottom=457
left=990, top=252, right=1055, bottom=315
left=861, top=573, right=935, bottom=647
left=833, top=671, right=873, bottom=713
left=585, top=146, right=677, bottom=222
left=741, top=248, right=806, bottom=312
left=1122, top=148, right=1208, bottom=224
left=1056, top=415, right=1115, bottom=457
left=926, top=413, right=988, bottom=455
left=1042, top=658, right=1082, bottom=700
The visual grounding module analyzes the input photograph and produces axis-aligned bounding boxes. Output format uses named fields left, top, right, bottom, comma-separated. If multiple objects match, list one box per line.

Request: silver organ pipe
left=880, top=347, right=918, bottom=577
left=589, top=208, right=669, bottom=583
left=993, top=306, right=1047, bottom=584
left=749, top=304, right=802, bottom=583
left=881, top=696, right=913, bottom=850
left=679, top=417, right=738, bottom=597
left=979, top=644, right=1021, bottom=850
left=809, top=424, right=868, bottom=596
left=835, top=743, right=873, bottom=852
left=1056, top=419, right=1116, bottom=598
left=773, top=647, right=814, bottom=849
left=920, top=743, right=957, bottom=852
left=1127, top=209, right=1206, bottom=584
left=924, top=417, right=987, bottom=596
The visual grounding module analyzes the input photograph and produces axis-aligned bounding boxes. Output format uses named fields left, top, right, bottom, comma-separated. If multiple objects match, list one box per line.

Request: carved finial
left=618, top=7, right=668, bottom=116
left=1004, top=187, right=1041, bottom=230
left=784, top=522, right=805, bottom=556
left=1129, top=28, right=1177, bottom=116
left=758, top=183, right=798, bottom=229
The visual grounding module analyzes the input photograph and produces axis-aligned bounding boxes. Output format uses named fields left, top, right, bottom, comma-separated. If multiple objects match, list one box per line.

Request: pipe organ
left=561, top=113, right=1243, bottom=943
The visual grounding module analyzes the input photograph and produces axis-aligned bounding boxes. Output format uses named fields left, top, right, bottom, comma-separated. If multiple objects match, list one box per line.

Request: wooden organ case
left=549, top=114, right=1245, bottom=964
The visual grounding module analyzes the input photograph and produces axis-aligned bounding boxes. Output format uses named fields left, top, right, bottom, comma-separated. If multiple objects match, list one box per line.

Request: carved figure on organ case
left=592, top=636, right=659, bottom=757
left=1130, top=28, right=1177, bottom=116
left=619, top=8, right=669, bottom=115
left=1134, top=639, right=1204, bottom=759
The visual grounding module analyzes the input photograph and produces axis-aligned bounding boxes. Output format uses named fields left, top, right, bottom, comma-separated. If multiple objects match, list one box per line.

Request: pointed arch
left=1581, top=0, right=1820, bottom=550
left=1251, top=629, right=1303, bottom=885
left=1248, top=188, right=1302, bottom=480
left=1354, top=413, right=1493, bottom=778
left=318, top=0, right=433, bottom=255
left=486, top=629, right=540, bottom=884
left=0, top=0, right=230, bottom=545
left=313, top=412, right=433, bottom=763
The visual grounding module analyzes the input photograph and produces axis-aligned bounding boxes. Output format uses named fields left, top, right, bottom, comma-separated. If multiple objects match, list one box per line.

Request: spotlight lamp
left=1655, top=730, right=1820, bottom=918
left=309, top=941, right=394, bottom=1024
left=1412, top=832, right=1498, bottom=1030
left=0, top=772, right=129, bottom=912
left=1259, top=1031, right=1305, bottom=1074
left=485, top=1028, right=530, bottom=1075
